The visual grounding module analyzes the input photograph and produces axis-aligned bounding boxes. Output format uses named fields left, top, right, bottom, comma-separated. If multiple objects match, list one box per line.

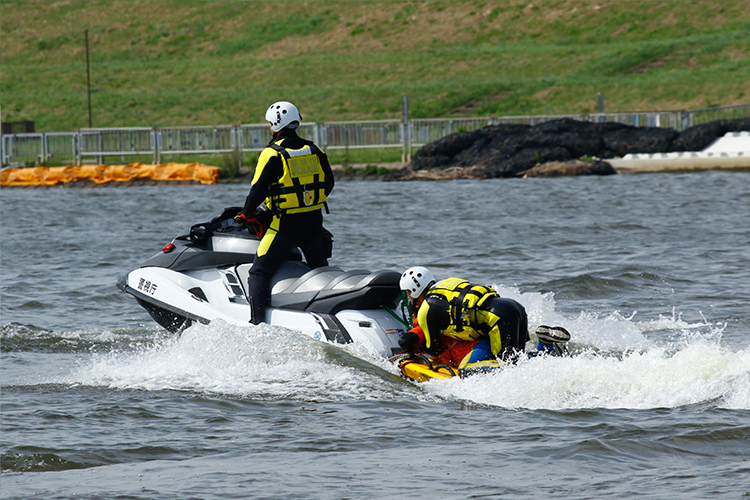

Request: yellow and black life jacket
left=265, top=142, right=328, bottom=215
left=418, top=277, right=498, bottom=346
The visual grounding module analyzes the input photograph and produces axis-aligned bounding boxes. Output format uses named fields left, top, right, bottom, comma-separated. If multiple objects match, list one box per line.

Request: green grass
left=1, top=0, right=749, bottom=133
left=326, top=147, right=404, bottom=166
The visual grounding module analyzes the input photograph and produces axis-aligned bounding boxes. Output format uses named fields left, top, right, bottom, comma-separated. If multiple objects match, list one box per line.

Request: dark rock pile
left=385, top=117, right=750, bottom=180
left=519, top=159, right=616, bottom=178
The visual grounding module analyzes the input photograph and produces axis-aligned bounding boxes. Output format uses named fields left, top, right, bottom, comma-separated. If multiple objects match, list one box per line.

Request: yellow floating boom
left=1, top=162, right=219, bottom=187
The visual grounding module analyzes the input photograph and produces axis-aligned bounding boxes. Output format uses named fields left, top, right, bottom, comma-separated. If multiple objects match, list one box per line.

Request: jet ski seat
left=268, top=265, right=401, bottom=314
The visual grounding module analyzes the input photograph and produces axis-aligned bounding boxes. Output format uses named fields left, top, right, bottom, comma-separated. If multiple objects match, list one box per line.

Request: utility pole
left=85, top=30, right=92, bottom=128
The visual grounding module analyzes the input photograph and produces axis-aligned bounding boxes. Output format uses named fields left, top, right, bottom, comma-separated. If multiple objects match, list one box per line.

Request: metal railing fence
left=684, top=103, right=750, bottom=127
left=409, top=114, right=585, bottom=149
left=238, top=123, right=319, bottom=153
left=318, top=120, right=403, bottom=149
left=158, top=125, right=238, bottom=156
left=3, top=103, right=748, bottom=167
left=588, top=111, right=682, bottom=129
left=2, top=133, right=44, bottom=167
left=79, top=127, right=156, bottom=164
left=45, top=132, right=78, bottom=165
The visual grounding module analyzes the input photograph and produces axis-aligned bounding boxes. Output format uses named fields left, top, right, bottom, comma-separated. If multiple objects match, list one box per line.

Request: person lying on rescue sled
left=398, top=266, right=571, bottom=376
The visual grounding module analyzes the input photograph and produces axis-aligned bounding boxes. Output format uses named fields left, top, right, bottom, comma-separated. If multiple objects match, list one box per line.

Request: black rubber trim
left=317, top=313, right=353, bottom=344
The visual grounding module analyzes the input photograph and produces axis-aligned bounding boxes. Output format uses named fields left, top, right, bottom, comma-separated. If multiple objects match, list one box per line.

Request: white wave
left=67, top=320, right=409, bottom=401
left=65, top=287, right=747, bottom=411
left=634, top=307, right=714, bottom=332
left=492, top=284, right=653, bottom=352
left=426, top=332, right=750, bottom=410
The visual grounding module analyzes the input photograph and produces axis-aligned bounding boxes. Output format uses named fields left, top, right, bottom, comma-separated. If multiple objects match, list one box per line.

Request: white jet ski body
left=118, top=207, right=408, bottom=358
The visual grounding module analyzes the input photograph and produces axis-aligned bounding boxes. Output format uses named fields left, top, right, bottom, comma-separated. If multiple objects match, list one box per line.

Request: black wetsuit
left=241, top=128, right=334, bottom=324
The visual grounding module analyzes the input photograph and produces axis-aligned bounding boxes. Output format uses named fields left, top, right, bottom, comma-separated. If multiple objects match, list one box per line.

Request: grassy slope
left=1, top=0, right=749, bottom=132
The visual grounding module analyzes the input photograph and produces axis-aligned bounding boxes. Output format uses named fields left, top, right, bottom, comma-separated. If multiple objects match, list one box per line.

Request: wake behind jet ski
left=117, top=207, right=410, bottom=358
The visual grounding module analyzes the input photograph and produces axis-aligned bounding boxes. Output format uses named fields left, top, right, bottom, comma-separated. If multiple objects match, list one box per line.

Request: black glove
left=398, top=331, right=421, bottom=353
left=234, top=213, right=250, bottom=225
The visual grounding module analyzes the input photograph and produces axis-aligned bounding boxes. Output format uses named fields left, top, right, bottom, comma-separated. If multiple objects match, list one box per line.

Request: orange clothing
left=408, top=320, right=480, bottom=369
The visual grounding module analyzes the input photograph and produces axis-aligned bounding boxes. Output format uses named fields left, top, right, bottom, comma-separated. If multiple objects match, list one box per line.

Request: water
left=2, top=172, right=749, bottom=499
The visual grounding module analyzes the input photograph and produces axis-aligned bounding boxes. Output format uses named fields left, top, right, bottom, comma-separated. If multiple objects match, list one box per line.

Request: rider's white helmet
left=400, top=266, right=435, bottom=299
left=265, top=101, right=301, bottom=133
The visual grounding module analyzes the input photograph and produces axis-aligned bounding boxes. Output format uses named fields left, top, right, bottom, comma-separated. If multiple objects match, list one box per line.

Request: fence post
left=75, top=131, right=81, bottom=165
left=153, top=128, right=160, bottom=164
left=314, top=123, right=324, bottom=150
left=73, top=133, right=79, bottom=166
left=42, top=134, right=48, bottom=163
left=232, top=125, right=243, bottom=170
left=1, top=135, right=10, bottom=165
left=402, top=121, right=406, bottom=163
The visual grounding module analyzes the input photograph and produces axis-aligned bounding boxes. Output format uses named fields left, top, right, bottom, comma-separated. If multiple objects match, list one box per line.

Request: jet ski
left=117, top=207, right=410, bottom=358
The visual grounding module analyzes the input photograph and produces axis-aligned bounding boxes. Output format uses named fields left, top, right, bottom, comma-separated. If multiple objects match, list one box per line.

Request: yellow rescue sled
left=394, top=353, right=509, bottom=383
left=395, top=354, right=458, bottom=382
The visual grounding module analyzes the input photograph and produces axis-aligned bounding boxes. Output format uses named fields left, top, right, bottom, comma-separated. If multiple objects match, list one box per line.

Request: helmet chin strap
left=406, top=293, right=421, bottom=317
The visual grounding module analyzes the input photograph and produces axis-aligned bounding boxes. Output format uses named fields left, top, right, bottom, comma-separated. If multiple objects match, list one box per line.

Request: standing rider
left=398, top=266, right=570, bottom=372
left=236, top=101, right=334, bottom=324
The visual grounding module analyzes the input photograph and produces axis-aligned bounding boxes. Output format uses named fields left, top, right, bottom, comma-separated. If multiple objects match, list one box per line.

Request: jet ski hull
left=117, top=207, right=410, bottom=358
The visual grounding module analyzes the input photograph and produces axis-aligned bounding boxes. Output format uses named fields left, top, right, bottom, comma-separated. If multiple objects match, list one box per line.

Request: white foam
left=67, top=320, right=408, bottom=401
left=432, top=339, right=750, bottom=410
left=429, top=304, right=747, bottom=410
left=64, top=288, right=748, bottom=411
left=492, top=283, right=652, bottom=352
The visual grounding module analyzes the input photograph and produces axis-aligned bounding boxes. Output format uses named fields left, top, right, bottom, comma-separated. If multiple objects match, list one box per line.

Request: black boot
left=247, top=273, right=269, bottom=325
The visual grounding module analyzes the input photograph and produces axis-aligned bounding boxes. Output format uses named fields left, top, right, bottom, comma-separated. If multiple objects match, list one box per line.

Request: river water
left=2, top=171, right=749, bottom=499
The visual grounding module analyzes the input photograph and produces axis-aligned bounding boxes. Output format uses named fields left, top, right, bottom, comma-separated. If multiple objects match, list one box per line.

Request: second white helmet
left=400, top=266, right=435, bottom=298
left=265, top=101, right=301, bottom=133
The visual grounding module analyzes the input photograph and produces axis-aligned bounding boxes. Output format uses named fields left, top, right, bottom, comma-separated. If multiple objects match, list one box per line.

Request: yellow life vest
left=263, top=142, right=328, bottom=215
left=418, top=277, right=498, bottom=348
